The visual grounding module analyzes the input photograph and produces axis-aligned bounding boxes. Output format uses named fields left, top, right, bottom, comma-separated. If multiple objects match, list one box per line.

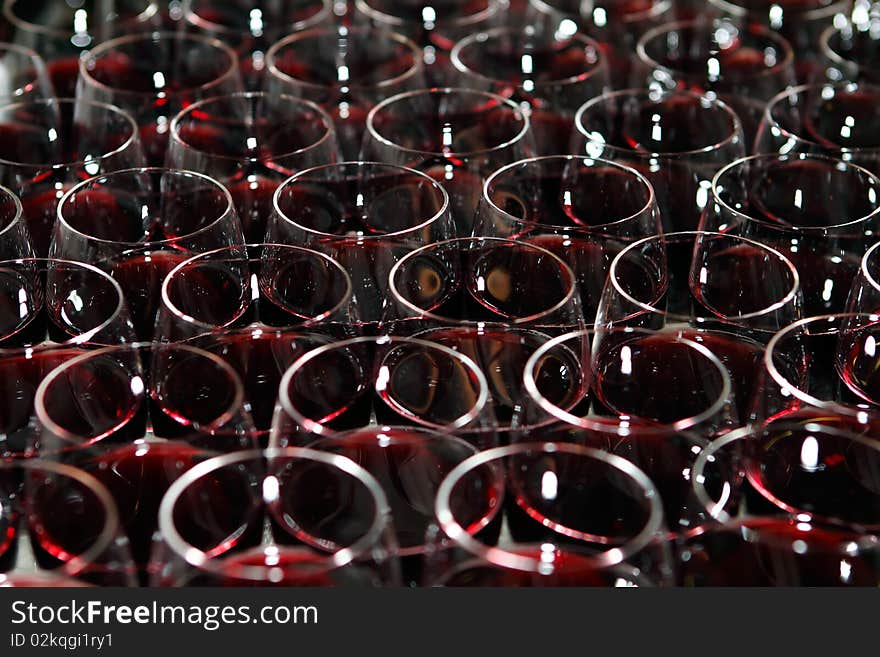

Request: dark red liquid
left=25, top=467, right=131, bottom=585
left=593, top=332, right=729, bottom=429
left=676, top=329, right=765, bottom=424
left=691, top=241, right=799, bottom=322
left=0, top=495, right=19, bottom=572
left=746, top=420, right=880, bottom=528
left=0, top=347, right=84, bottom=458
left=679, top=517, right=880, bottom=586
left=47, top=57, right=81, bottom=99
left=195, top=330, right=332, bottom=440
left=504, top=450, right=654, bottom=544
left=112, top=250, right=190, bottom=340
left=227, top=176, right=278, bottom=243
left=81, top=442, right=216, bottom=581
left=311, top=426, right=499, bottom=585
left=20, top=188, right=69, bottom=259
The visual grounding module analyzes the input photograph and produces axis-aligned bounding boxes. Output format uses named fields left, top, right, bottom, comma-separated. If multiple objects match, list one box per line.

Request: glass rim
left=636, top=18, right=795, bottom=82
left=0, top=184, right=24, bottom=237
left=764, top=312, right=880, bottom=416
left=272, top=161, right=450, bottom=240
left=860, top=239, right=880, bottom=295
left=365, top=87, right=531, bottom=159
left=275, top=335, right=492, bottom=438
left=2, top=0, right=160, bottom=40
left=528, top=0, right=673, bottom=24
left=0, top=457, right=123, bottom=578
left=711, top=152, right=880, bottom=232
left=184, top=0, right=332, bottom=36
left=819, top=20, right=876, bottom=72
left=34, top=341, right=248, bottom=447
left=79, top=31, right=240, bottom=100
left=157, top=446, right=392, bottom=583
left=450, top=27, right=608, bottom=89
left=0, top=97, right=141, bottom=169
left=607, top=230, right=802, bottom=322
left=761, top=81, right=880, bottom=154
left=435, top=441, right=666, bottom=573
left=574, top=88, right=744, bottom=158
left=169, top=91, right=336, bottom=165
left=0, top=256, right=129, bottom=346
left=159, top=242, right=354, bottom=333
left=523, top=327, right=734, bottom=433
left=690, top=422, right=756, bottom=522
left=706, top=0, right=852, bottom=21
left=388, top=236, right=581, bottom=327
left=0, top=41, right=50, bottom=98
left=265, top=26, right=423, bottom=93
left=354, top=0, right=508, bottom=30
left=482, top=154, right=657, bottom=232
left=56, top=167, right=237, bottom=248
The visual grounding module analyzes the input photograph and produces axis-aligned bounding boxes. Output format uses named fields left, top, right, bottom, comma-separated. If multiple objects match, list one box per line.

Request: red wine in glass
left=81, top=442, right=216, bottom=584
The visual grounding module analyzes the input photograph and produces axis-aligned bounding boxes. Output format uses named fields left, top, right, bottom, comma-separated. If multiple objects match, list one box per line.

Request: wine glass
left=760, top=313, right=880, bottom=425
left=364, top=87, right=533, bottom=234
left=705, top=0, right=853, bottom=82
left=77, top=31, right=243, bottom=166
left=429, top=442, right=673, bottom=586
left=353, top=0, right=510, bottom=85
left=51, top=168, right=245, bottom=340
left=522, top=327, right=736, bottom=440
left=181, top=0, right=333, bottom=89
left=264, top=26, right=425, bottom=160
left=386, top=236, right=585, bottom=440
left=157, top=243, right=355, bottom=342
left=754, top=82, right=880, bottom=173
left=703, top=153, right=880, bottom=315
left=450, top=27, right=610, bottom=155
left=476, top=155, right=661, bottom=323
left=268, top=161, right=455, bottom=328
left=594, top=231, right=802, bottom=424
left=525, top=0, right=676, bottom=88
left=153, top=447, right=401, bottom=586
left=0, top=43, right=53, bottom=104
left=743, top=420, right=880, bottom=531
left=0, top=258, right=134, bottom=459
left=167, top=92, right=340, bottom=242
left=0, top=257, right=136, bottom=349
left=634, top=18, right=797, bottom=147
left=35, top=342, right=257, bottom=453
left=304, top=425, right=486, bottom=586
left=0, top=458, right=136, bottom=585
left=0, top=99, right=144, bottom=257
left=573, top=88, right=746, bottom=232
left=821, top=6, right=880, bottom=83
left=2, top=0, right=161, bottom=97
left=0, top=97, right=147, bottom=256
left=270, top=335, right=496, bottom=449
